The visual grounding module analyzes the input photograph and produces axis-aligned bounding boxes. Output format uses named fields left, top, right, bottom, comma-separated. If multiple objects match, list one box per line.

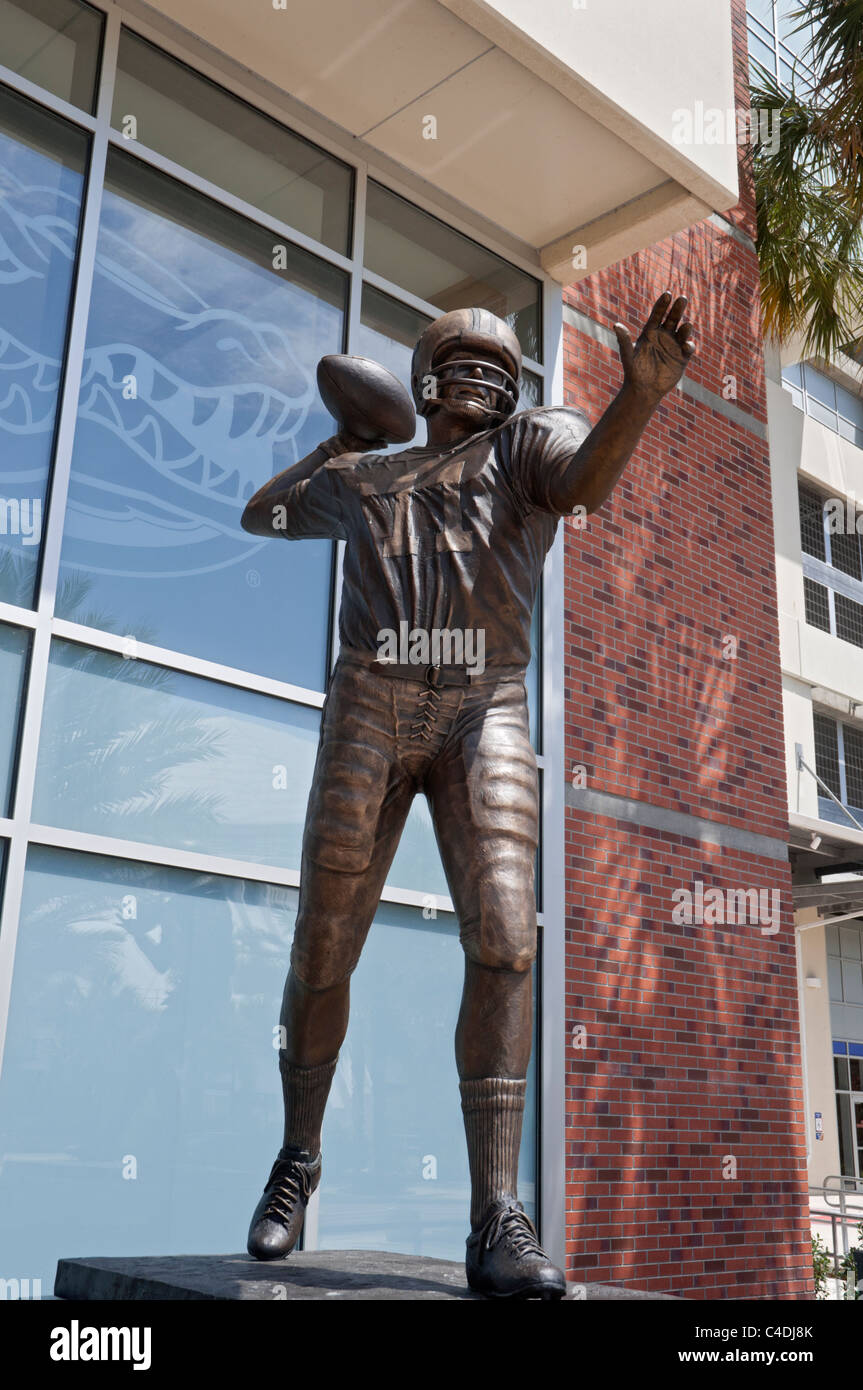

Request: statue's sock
left=460, top=1076, right=527, bottom=1229
left=278, top=1052, right=338, bottom=1158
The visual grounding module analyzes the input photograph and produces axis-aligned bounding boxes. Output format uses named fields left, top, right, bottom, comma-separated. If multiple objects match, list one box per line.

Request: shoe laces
left=262, top=1159, right=314, bottom=1223
left=483, top=1203, right=544, bottom=1259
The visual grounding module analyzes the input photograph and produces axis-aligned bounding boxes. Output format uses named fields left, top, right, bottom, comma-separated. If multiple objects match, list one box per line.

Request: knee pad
left=460, top=917, right=537, bottom=974
left=290, top=926, right=360, bottom=992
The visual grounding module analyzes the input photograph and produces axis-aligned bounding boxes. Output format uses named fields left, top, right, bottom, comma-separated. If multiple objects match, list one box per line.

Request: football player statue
left=241, top=291, right=695, bottom=1299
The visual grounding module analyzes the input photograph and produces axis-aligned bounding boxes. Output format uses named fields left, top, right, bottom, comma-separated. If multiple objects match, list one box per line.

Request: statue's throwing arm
left=545, top=382, right=658, bottom=517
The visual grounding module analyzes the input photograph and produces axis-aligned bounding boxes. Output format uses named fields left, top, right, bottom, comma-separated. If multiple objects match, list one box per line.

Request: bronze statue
left=240, top=292, right=695, bottom=1298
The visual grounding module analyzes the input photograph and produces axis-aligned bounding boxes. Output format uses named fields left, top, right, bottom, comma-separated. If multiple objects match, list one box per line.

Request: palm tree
left=749, top=0, right=863, bottom=358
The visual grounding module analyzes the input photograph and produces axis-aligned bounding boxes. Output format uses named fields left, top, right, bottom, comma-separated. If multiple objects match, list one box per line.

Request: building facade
left=558, top=0, right=812, bottom=1300
left=0, top=0, right=813, bottom=1297
left=746, top=0, right=863, bottom=1248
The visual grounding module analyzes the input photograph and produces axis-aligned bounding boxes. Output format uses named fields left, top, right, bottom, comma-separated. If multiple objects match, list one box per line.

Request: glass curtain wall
left=0, top=0, right=548, bottom=1283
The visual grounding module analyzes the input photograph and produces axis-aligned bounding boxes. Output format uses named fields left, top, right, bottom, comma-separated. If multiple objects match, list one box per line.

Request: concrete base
left=54, top=1251, right=681, bottom=1301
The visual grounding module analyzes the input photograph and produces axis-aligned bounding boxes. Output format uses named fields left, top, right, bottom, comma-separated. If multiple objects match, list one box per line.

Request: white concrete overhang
left=135, top=0, right=740, bottom=283
left=790, top=811, right=863, bottom=860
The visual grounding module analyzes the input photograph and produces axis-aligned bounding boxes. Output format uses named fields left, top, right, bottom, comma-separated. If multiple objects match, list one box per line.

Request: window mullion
left=838, top=722, right=849, bottom=806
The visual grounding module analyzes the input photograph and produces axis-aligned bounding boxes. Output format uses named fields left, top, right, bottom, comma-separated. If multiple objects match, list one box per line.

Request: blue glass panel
left=57, top=150, right=346, bottom=691
left=748, top=29, right=778, bottom=77
left=0, top=87, right=87, bottom=607
left=0, top=846, right=300, bottom=1290
left=388, top=793, right=448, bottom=899
left=747, top=2, right=774, bottom=32
left=317, top=900, right=538, bottom=1257
left=0, top=620, right=28, bottom=813
left=835, top=1040, right=849, bottom=1055
left=818, top=795, right=863, bottom=830
left=0, top=847, right=537, bottom=1284
left=777, top=0, right=813, bottom=59
left=849, top=1043, right=863, bottom=1058
left=804, top=365, right=837, bottom=410
left=32, top=640, right=321, bottom=866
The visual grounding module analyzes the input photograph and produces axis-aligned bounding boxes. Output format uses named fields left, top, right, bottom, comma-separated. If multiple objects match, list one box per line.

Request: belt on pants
left=337, top=649, right=526, bottom=688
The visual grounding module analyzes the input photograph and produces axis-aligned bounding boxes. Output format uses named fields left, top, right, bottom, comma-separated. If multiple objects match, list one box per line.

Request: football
left=317, top=354, right=416, bottom=444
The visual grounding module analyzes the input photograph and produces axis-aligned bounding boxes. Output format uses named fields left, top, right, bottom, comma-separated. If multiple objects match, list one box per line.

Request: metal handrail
left=810, top=1178, right=863, bottom=1279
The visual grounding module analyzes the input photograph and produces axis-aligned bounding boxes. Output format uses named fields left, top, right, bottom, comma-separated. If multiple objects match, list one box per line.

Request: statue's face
left=429, top=343, right=508, bottom=429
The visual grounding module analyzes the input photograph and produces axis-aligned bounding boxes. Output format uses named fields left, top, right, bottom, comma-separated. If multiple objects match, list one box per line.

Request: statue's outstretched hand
left=613, top=292, right=696, bottom=404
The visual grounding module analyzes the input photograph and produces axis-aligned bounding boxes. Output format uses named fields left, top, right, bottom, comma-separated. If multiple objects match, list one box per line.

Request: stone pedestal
left=54, top=1251, right=680, bottom=1301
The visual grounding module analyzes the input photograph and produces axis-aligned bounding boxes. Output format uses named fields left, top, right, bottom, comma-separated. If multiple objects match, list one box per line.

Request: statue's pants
left=290, top=652, right=539, bottom=990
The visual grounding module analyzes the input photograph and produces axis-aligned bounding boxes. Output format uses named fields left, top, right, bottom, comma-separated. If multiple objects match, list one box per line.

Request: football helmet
left=410, top=308, right=521, bottom=422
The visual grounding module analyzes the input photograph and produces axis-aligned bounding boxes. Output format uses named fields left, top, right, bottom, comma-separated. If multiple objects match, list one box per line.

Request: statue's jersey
left=278, top=406, right=590, bottom=669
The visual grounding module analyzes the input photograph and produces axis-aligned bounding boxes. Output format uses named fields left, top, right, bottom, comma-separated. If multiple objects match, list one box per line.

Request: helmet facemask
left=425, top=352, right=520, bottom=423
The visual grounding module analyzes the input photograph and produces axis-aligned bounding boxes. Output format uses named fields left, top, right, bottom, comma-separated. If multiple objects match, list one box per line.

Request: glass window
left=804, top=364, right=837, bottom=410
left=0, top=846, right=537, bottom=1284
left=520, top=370, right=542, bottom=409
left=0, top=0, right=102, bottom=113
left=784, top=362, right=803, bottom=388
left=838, top=416, right=863, bottom=448
left=356, top=284, right=430, bottom=451
left=0, top=621, right=28, bottom=814
left=803, top=577, right=830, bottom=631
left=364, top=181, right=542, bottom=363
left=834, top=593, right=863, bottom=646
left=527, top=597, right=540, bottom=751
left=0, top=845, right=301, bottom=1289
left=56, top=150, right=346, bottom=690
left=798, top=482, right=826, bottom=560
left=844, top=724, right=863, bottom=810
left=747, top=1, right=775, bottom=32
left=829, top=533, right=862, bottom=581
left=840, top=926, right=863, bottom=960
left=837, top=1091, right=855, bottom=1175
left=32, top=639, right=451, bottom=898
left=807, top=397, right=839, bottom=431
left=317, top=900, right=537, bottom=1256
left=841, top=959, right=863, bottom=1006
left=782, top=362, right=804, bottom=410
left=836, top=1053, right=851, bottom=1090
left=112, top=30, right=352, bottom=255
left=814, top=713, right=840, bottom=798
left=0, top=87, right=88, bottom=608
left=777, top=0, right=813, bottom=58
left=836, top=383, right=863, bottom=427
left=32, top=640, right=322, bottom=867
left=748, top=29, right=778, bottom=77
left=385, top=803, right=447, bottom=899
left=829, top=953, right=844, bottom=1001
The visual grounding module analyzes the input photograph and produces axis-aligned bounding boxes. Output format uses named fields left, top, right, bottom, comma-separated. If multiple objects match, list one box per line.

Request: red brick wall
left=560, top=0, right=813, bottom=1298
